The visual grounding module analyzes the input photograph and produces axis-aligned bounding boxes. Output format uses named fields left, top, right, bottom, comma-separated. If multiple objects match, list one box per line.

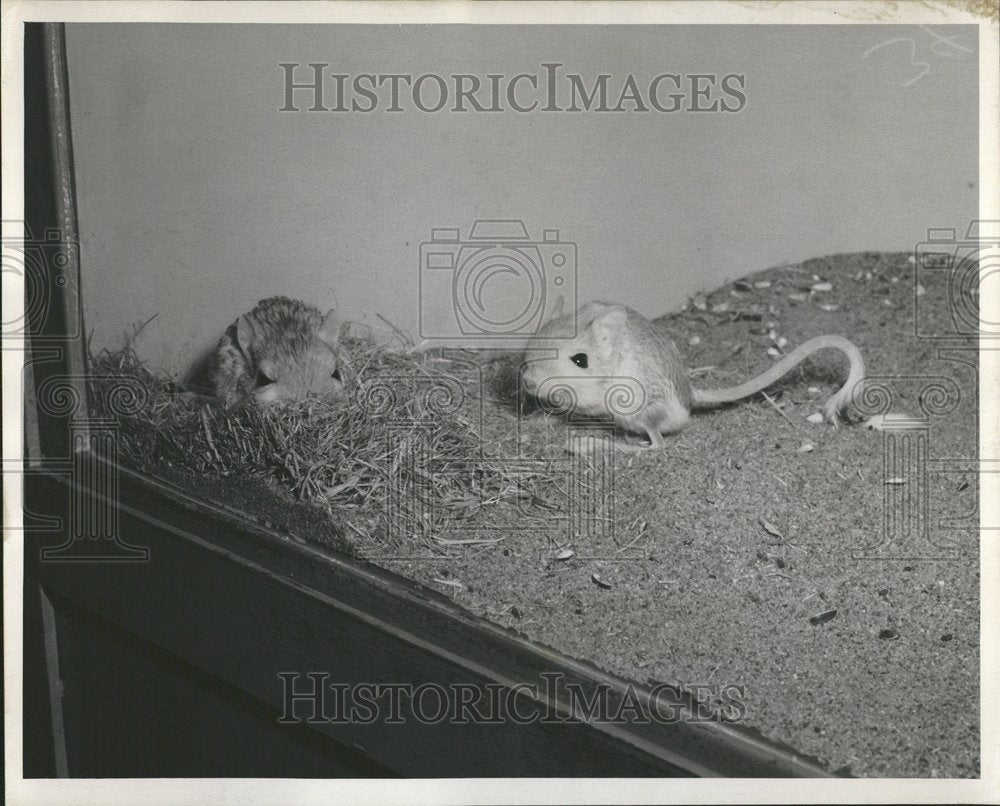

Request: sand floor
left=131, top=252, right=980, bottom=777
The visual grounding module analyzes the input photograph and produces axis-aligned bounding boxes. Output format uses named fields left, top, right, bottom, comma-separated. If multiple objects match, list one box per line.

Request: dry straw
left=87, top=333, right=564, bottom=557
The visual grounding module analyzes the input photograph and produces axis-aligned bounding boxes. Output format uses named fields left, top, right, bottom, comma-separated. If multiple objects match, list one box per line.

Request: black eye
left=331, top=368, right=341, bottom=382
left=570, top=352, right=589, bottom=369
left=255, top=370, right=273, bottom=388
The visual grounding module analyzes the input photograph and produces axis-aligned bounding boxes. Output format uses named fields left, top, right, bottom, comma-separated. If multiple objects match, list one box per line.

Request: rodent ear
left=536, top=295, right=566, bottom=332
left=317, top=309, right=339, bottom=350
left=589, top=307, right=628, bottom=358
left=235, top=314, right=258, bottom=354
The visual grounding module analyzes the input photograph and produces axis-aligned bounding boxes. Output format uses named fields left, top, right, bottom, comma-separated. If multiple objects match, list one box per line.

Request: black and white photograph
left=3, top=1, right=998, bottom=803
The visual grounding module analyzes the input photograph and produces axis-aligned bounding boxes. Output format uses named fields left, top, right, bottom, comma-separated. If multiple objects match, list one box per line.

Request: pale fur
left=209, top=296, right=344, bottom=408
left=522, top=301, right=864, bottom=450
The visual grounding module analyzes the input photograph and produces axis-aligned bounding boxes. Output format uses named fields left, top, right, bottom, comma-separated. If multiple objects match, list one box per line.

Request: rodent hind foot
left=563, top=431, right=653, bottom=456
left=821, top=390, right=859, bottom=426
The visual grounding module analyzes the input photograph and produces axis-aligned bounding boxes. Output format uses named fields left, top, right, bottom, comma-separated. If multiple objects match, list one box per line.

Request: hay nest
left=87, top=334, right=563, bottom=556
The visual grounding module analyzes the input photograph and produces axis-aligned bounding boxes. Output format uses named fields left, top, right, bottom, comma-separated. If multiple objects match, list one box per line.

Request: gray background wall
left=64, top=24, right=978, bottom=376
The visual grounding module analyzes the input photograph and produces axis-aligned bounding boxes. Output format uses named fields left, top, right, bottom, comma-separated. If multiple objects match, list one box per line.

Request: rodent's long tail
left=691, top=335, right=865, bottom=421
